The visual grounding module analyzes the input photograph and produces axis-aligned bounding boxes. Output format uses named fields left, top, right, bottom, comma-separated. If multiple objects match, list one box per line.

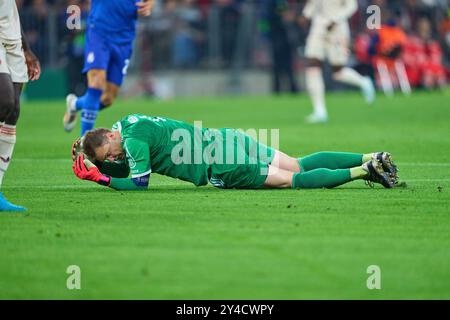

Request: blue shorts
left=82, top=28, right=133, bottom=86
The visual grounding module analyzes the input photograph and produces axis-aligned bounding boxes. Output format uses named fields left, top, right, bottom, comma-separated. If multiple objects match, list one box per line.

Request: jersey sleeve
left=123, top=138, right=151, bottom=178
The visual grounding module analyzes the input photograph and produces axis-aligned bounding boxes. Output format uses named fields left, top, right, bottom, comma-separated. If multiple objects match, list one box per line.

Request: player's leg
left=67, top=76, right=120, bottom=131
left=263, top=164, right=360, bottom=189
left=65, top=79, right=117, bottom=131
left=270, top=150, right=300, bottom=172
left=88, top=41, right=131, bottom=113
left=64, top=28, right=109, bottom=134
left=0, top=74, right=15, bottom=125
left=328, top=24, right=375, bottom=104
left=247, top=134, right=372, bottom=174
left=264, top=159, right=394, bottom=189
left=305, top=58, right=328, bottom=123
left=0, top=74, right=17, bottom=187
left=332, top=64, right=375, bottom=104
left=263, top=165, right=295, bottom=188
left=270, top=149, right=397, bottom=177
left=304, top=27, right=328, bottom=123
left=216, top=144, right=396, bottom=189
left=64, top=72, right=106, bottom=134
left=0, top=74, right=26, bottom=211
left=299, top=151, right=365, bottom=171
left=226, top=146, right=365, bottom=189
left=99, top=82, right=120, bottom=111
left=0, top=39, right=28, bottom=211
left=268, top=149, right=369, bottom=173
left=77, top=69, right=105, bottom=135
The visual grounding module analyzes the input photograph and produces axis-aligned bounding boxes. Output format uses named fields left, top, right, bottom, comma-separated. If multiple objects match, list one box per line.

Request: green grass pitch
left=1, top=91, right=449, bottom=299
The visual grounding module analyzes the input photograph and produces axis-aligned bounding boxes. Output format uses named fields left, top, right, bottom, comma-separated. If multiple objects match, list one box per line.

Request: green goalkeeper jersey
left=112, top=114, right=210, bottom=186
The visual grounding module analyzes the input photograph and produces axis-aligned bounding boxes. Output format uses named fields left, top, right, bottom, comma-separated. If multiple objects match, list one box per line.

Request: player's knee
left=89, top=77, right=106, bottom=90
left=87, top=71, right=107, bottom=90
left=264, top=166, right=294, bottom=189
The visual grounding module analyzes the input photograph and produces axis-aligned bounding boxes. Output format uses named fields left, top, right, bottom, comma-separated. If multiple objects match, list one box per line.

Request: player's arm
left=21, top=28, right=41, bottom=81
left=72, top=154, right=149, bottom=191
left=136, top=0, right=154, bottom=17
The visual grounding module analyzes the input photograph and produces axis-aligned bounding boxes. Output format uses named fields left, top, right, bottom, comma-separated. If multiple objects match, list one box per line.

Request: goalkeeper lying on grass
left=72, top=114, right=398, bottom=190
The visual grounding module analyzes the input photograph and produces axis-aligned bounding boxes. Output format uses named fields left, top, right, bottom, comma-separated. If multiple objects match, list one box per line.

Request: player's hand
left=73, top=154, right=111, bottom=186
left=136, top=0, right=154, bottom=17
left=24, top=49, right=41, bottom=81
left=71, top=137, right=82, bottom=162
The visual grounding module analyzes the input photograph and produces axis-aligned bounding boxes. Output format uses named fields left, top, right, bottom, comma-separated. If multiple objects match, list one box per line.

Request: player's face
left=95, top=133, right=125, bottom=162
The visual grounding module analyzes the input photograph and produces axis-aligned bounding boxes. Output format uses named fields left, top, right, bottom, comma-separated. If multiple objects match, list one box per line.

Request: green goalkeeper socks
left=298, top=152, right=364, bottom=172
left=292, top=168, right=352, bottom=189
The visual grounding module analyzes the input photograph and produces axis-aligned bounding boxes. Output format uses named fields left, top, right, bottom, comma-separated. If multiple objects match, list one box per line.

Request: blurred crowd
left=352, top=0, right=450, bottom=90
left=18, top=0, right=450, bottom=93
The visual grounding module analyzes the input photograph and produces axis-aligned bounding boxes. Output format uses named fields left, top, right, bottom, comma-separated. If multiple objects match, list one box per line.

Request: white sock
left=0, top=124, right=16, bottom=187
left=306, top=67, right=327, bottom=117
left=333, top=67, right=366, bottom=88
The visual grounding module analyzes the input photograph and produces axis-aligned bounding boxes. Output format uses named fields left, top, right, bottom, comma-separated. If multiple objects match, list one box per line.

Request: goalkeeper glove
left=72, top=153, right=111, bottom=186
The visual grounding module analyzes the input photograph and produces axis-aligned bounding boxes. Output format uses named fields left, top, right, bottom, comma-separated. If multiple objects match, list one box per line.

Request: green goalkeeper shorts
left=208, top=129, right=275, bottom=189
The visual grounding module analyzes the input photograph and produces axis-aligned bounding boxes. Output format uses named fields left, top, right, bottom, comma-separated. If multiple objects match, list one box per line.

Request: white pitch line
left=4, top=180, right=450, bottom=189
left=402, top=179, right=450, bottom=182
left=3, top=185, right=95, bottom=189
left=12, top=159, right=450, bottom=165
left=398, top=163, right=450, bottom=167
left=3, top=184, right=178, bottom=189
left=13, top=159, right=70, bottom=162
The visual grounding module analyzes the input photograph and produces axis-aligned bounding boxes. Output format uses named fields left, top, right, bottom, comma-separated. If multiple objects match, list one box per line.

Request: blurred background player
left=63, top=0, right=154, bottom=136
left=302, top=0, right=375, bottom=123
left=0, top=0, right=41, bottom=211
left=368, top=13, right=410, bottom=96
left=259, top=0, right=299, bottom=95
left=404, top=17, right=447, bottom=90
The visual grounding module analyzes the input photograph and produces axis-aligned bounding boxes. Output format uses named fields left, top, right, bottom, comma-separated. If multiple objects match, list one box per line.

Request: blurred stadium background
left=18, top=0, right=450, bottom=100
